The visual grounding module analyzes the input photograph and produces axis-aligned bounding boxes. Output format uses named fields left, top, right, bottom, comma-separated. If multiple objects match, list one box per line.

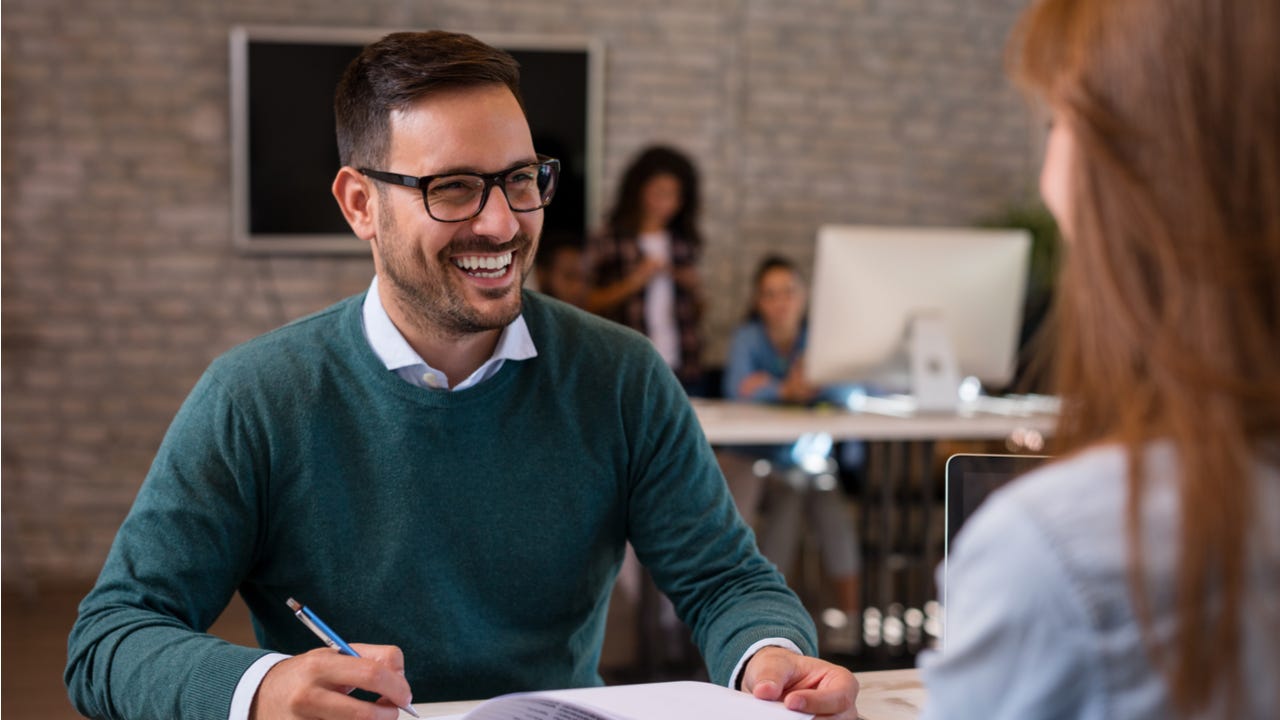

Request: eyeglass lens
left=425, top=163, right=556, bottom=221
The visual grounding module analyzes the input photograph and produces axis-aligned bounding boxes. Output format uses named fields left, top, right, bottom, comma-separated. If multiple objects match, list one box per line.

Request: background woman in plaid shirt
left=587, top=145, right=706, bottom=394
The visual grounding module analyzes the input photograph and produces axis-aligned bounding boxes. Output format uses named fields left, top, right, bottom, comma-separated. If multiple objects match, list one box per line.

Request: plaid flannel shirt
left=589, top=230, right=704, bottom=386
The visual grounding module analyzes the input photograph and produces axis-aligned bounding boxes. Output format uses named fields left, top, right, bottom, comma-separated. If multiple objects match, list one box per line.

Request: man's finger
left=782, top=686, right=857, bottom=718
left=349, top=643, right=407, bottom=674
left=753, top=679, right=783, bottom=702
left=743, top=647, right=798, bottom=701
left=781, top=668, right=859, bottom=719
left=254, top=649, right=413, bottom=720
left=338, top=656, right=414, bottom=708
left=305, top=649, right=414, bottom=710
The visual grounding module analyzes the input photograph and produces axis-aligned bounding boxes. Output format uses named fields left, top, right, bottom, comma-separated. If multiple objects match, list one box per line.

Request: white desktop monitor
left=807, top=225, right=1032, bottom=411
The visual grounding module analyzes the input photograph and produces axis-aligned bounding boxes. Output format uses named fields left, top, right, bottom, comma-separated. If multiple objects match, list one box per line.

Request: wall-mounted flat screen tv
left=230, top=26, right=603, bottom=254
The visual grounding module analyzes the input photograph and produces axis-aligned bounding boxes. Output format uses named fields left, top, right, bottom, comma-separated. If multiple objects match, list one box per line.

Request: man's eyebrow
left=426, top=157, right=540, bottom=177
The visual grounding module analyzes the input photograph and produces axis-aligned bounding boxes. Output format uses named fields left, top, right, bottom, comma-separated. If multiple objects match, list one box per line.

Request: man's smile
left=451, top=251, right=515, bottom=279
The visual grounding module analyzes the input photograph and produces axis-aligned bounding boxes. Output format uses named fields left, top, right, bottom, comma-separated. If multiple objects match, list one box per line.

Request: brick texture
left=1, top=0, right=1035, bottom=582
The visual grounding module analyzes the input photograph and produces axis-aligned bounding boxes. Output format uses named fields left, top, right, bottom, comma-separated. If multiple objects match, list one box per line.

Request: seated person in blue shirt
left=919, top=0, right=1280, bottom=717
left=64, top=31, right=859, bottom=720
left=722, top=255, right=863, bottom=653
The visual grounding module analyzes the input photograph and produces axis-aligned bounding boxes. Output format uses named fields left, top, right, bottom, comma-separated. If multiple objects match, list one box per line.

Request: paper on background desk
left=425, top=680, right=812, bottom=720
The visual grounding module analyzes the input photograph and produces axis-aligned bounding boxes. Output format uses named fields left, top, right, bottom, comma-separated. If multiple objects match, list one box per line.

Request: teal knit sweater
left=66, top=291, right=816, bottom=720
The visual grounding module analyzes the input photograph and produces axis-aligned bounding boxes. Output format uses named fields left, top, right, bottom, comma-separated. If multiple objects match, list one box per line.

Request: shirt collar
left=360, top=275, right=537, bottom=389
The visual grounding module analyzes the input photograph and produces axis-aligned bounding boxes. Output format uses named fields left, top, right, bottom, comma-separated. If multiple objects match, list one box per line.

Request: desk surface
left=692, top=397, right=1057, bottom=445
left=851, top=668, right=926, bottom=720
left=411, top=668, right=925, bottom=720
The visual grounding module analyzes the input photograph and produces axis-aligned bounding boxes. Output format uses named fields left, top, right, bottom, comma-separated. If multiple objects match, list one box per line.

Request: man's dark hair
left=335, top=31, right=524, bottom=168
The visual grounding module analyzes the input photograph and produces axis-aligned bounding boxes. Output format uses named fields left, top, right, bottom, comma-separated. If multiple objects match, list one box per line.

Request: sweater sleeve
left=65, top=370, right=273, bottom=720
left=623, top=358, right=817, bottom=684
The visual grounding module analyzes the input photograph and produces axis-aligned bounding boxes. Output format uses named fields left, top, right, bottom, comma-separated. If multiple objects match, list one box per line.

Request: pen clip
left=287, top=597, right=356, bottom=656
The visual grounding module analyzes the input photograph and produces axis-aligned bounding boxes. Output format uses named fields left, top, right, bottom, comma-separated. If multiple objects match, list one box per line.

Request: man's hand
left=741, top=646, right=859, bottom=719
left=251, top=643, right=414, bottom=720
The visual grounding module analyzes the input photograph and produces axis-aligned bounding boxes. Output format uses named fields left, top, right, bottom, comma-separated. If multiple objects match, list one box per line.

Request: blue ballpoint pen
left=286, top=598, right=421, bottom=718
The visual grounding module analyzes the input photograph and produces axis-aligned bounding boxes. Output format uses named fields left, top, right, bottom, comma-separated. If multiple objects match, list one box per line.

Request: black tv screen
left=230, top=27, right=601, bottom=254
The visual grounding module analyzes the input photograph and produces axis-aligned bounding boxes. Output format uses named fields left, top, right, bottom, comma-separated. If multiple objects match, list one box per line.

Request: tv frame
left=229, top=25, right=605, bottom=255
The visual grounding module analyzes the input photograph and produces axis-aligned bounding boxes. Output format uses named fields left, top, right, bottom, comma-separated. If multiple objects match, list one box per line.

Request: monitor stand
left=907, top=312, right=961, bottom=413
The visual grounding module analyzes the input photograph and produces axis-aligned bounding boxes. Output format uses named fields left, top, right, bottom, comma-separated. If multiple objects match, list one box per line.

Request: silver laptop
left=941, top=453, right=1050, bottom=644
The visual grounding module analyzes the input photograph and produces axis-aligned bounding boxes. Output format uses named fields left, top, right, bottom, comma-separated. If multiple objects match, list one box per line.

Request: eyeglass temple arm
left=358, top=169, right=422, bottom=188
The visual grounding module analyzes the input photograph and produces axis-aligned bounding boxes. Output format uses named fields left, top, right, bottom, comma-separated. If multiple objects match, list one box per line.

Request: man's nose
left=470, top=185, right=520, bottom=240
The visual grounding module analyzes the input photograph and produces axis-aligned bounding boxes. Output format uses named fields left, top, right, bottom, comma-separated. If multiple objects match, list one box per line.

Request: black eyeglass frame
left=359, top=155, right=560, bottom=223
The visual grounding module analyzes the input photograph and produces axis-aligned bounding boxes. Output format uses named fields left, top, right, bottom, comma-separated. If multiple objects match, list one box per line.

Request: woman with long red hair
left=921, top=1, right=1280, bottom=717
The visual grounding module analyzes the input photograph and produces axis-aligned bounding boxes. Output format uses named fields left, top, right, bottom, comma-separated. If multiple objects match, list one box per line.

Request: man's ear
left=332, top=166, right=378, bottom=241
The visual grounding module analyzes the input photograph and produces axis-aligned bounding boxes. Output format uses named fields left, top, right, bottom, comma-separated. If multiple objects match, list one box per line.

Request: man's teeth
left=453, top=252, right=513, bottom=277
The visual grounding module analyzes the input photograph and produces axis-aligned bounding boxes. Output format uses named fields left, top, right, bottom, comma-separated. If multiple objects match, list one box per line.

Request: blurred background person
left=722, top=254, right=864, bottom=655
left=533, top=232, right=590, bottom=308
left=589, top=147, right=709, bottom=674
left=921, top=0, right=1280, bottom=717
left=588, top=145, right=706, bottom=395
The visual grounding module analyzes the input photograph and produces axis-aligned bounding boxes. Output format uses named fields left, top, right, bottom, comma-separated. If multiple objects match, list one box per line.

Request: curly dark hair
left=604, top=145, right=702, bottom=248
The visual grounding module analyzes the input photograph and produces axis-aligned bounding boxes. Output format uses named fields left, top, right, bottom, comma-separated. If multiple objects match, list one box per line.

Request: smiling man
left=65, top=31, right=858, bottom=720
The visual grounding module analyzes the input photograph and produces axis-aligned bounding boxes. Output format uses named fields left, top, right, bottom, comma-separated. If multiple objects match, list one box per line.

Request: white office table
left=411, top=668, right=926, bottom=720
left=691, top=397, right=1057, bottom=445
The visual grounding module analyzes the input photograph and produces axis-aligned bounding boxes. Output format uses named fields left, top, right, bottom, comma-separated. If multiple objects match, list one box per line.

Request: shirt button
left=423, top=373, right=445, bottom=389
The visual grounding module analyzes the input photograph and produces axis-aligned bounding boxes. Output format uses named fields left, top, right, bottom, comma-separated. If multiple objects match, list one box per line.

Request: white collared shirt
left=361, top=275, right=537, bottom=390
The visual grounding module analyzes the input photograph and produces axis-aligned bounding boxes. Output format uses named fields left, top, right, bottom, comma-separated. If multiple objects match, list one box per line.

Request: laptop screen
left=941, top=453, right=1050, bottom=642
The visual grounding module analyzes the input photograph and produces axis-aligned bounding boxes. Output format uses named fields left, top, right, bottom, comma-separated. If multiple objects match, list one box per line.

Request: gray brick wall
left=1, top=0, right=1035, bottom=582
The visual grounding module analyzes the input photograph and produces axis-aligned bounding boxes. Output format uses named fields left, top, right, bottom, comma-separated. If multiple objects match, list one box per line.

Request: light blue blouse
left=722, top=320, right=855, bottom=405
left=919, top=442, right=1280, bottom=719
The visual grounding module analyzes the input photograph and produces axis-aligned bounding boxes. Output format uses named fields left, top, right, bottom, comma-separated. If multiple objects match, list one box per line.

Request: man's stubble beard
left=376, top=208, right=537, bottom=339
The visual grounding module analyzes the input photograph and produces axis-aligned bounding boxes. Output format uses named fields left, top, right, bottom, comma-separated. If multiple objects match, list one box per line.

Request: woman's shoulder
left=961, top=443, right=1177, bottom=596
left=983, top=444, right=1135, bottom=537
left=1008, top=444, right=1131, bottom=501
left=953, top=446, right=1126, bottom=560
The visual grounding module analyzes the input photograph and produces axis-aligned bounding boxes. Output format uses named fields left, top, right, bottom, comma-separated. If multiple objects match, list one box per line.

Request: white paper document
left=429, top=680, right=814, bottom=720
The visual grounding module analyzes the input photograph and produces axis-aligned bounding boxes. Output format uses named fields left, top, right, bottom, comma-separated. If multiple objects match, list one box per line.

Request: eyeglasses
left=359, top=156, right=560, bottom=223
